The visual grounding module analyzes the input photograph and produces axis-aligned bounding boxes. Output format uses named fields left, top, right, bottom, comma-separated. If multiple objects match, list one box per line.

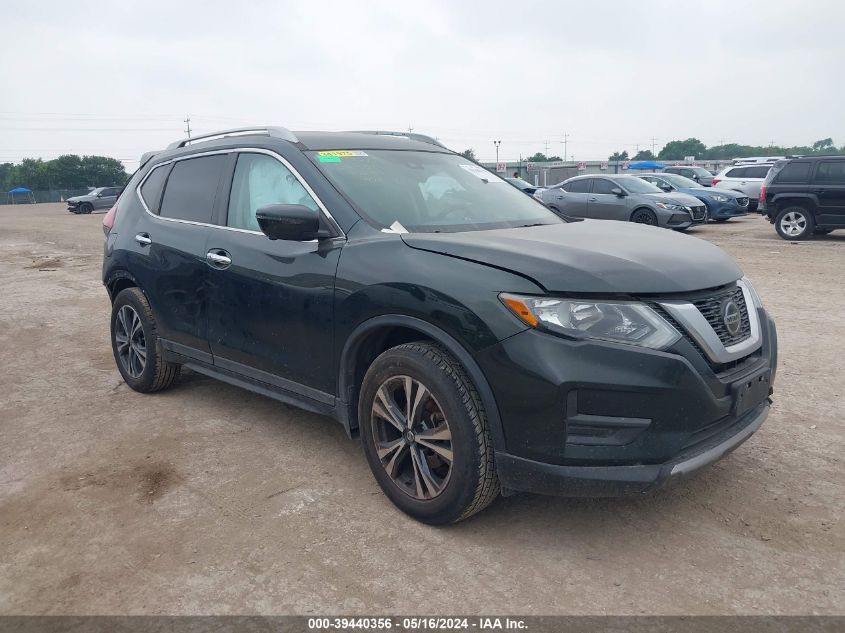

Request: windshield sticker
left=318, top=155, right=342, bottom=163
left=318, top=150, right=368, bottom=158
left=459, top=164, right=505, bottom=183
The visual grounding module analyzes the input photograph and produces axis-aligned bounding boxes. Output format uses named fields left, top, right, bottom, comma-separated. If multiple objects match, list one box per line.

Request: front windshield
left=661, top=173, right=701, bottom=189
left=691, top=167, right=711, bottom=177
left=89, top=187, right=104, bottom=195
left=311, top=150, right=561, bottom=233
left=506, top=178, right=531, bottom=190
left=617, top=176, right=662, bottom=194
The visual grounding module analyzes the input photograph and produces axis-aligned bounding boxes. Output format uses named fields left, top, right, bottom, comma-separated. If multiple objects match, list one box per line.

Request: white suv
left=711, top=164, right=773, bottom=210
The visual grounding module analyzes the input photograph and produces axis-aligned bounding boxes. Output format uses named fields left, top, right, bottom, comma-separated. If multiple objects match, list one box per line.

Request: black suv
left=759, top=156, right=845, bottom=240
left=102, top=127, right=778, bottom=524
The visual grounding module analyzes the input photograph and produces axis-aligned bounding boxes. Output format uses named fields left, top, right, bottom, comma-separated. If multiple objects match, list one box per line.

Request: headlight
left=741, top=277, right=764, bottom=308
left=711, top=194, right=729, bottom=202
left=655, top=202, right=686, bottom=211
left=500, top=294, right=681, bottom=349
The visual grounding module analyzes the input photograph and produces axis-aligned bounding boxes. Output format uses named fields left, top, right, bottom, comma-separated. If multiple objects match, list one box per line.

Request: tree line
left=0, top=155, right=129, bottom=192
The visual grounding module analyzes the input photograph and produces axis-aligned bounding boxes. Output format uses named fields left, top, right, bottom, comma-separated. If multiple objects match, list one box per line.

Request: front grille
left=690, top=205, right=706, bottom=221
left=691, top=286, right=751, bottom=346
left=736, top=196, right=749, bottom=207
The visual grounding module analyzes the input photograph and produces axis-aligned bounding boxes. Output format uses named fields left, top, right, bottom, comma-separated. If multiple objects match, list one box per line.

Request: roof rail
left=349, top=130, right=445, bottom=148
left=166, top=126, right=299, bottom=150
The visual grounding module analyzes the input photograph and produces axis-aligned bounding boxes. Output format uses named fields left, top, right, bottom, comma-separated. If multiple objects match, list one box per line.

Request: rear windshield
left=310, top=150, right=560, bottom=233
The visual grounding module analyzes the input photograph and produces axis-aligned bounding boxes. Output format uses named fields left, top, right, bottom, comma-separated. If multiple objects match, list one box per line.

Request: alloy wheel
left=114, top=305, right=147, bottom=378
left=371, top=375, right=453, bottom=500
left=780, top=211, right=807, bottom=237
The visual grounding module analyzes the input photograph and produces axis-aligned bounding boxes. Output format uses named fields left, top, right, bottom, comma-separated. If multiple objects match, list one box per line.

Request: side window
left=775, top=162, right=811, bottom=184
left=227, top=153, right=318, bottom=231
left=725, top=167, right=747, bottom=178
left=567, top=178, right=592, bottom=194
left=591, top=178, right=616, bottom=194
left=813, top=161, right=845, bottom=185
left=680, top=169, right=694, bottom=178
left=746, top=166, right=772, bottom=179
left=139, top=165, right=169, bottom=214
left=159, top=155, right=228, bottom=223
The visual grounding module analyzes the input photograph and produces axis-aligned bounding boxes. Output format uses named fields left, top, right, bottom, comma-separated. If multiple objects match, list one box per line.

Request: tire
left=775, top=205, right=814, bottom=240
left=110, top=288, right=180, bottom=393
left=630, top=207, right=658, bottom=226
left=359, top=342, right=499, bottom=524
left=80, top=202, right=93, bottom=214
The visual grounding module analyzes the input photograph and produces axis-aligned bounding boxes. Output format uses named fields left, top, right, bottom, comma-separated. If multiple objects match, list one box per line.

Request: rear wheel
left=359, top=342, right=499, bottom=524
left=630, top=208, right=658, bottom=226
left=111, top=288, right=180, bottom=392
left=775, top=205, right=814, bottom=240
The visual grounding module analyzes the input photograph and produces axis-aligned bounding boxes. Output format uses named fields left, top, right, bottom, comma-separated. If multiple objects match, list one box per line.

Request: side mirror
left=610, top=187, right=625, bottom=197
left=96, top=193, right=103, bottom=198
left=255, top=204, right=329, bottom=241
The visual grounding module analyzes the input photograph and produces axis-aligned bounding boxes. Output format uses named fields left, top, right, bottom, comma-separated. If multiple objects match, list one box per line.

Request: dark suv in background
left=759, top=156, right=845, bottom=240
left=102, top=127, right=777, bottom=524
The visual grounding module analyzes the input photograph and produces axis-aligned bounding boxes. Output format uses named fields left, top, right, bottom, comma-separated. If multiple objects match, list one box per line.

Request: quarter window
left=159, top=155, right=228, bottom=223
left=139, top=165, right=169, bottom=214
left=227, top=153, right=319, bottom=231
left=775, top=162, right=811, bottom=184
left=813, top=161, right=845, bottom=185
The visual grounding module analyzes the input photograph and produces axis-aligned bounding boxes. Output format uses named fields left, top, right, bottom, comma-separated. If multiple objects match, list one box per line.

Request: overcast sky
left=1, top=0, right=842, bottom=169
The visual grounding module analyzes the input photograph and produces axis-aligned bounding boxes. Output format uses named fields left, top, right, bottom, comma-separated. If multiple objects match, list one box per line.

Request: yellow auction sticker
left=318, top=150, right=368, bottom=158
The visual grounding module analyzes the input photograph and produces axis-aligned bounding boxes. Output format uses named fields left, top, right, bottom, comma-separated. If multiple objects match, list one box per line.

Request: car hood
left=67, top=195, right=94, bottom=202
left=401, top=221, right=741, bottom=294
left=642, top=191, right=703, bottom=207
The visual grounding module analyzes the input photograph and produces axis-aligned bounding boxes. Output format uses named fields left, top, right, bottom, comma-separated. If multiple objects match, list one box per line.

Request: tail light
left=759, top=184, right=767, bottom=203
left=102, top=203, right=118, bottom=235
left=711, top=178, right=721, bottom=186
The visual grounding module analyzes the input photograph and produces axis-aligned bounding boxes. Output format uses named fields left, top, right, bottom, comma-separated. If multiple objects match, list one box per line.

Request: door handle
left=206, top=250, right=232, bottom=269
left=588, top=197, right=597, bottom=201
left=135, top=233, right=152, bottom=246
left=556, top=195, right=564, bottom=200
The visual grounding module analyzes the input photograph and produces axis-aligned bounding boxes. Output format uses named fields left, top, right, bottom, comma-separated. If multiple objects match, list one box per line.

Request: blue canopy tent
left=7, top=187, right=36, bottom=204
left=626, top=161, right=666, bottom=171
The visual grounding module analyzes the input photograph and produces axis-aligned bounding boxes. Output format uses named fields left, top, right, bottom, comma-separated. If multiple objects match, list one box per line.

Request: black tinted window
left=592, top=178, right=616, bottom=194
left=139, top=165, right=169, bottom=214
left=159, top=155, right=227, bottom=223
left=746, top=166, right=771, bottom=179
left=567, top=178, right=591, bottom=193
left=725, top=168, right=747, bottom=178
left=813, top=161, right=845, bottom=184
left=775, top=162, right=811, bottom=184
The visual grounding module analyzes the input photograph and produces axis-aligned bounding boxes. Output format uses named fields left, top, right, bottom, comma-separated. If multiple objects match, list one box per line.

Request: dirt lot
left=0, top=203, right=842, bottom=615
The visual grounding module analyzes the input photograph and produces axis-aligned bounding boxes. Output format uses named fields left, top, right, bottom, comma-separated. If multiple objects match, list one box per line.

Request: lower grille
left=691, top=205, right=706, bottom=221
left=692, top=286, right=751, bottom=346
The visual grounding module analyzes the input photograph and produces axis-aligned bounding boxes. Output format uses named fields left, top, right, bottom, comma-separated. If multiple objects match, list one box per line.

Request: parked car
left=103, top=127, right=777, bottom=524
left=505, top=177, right=544, bottom=197
left=635, top=172, right=750, bottom=222
left=67, top=186, right=121, bottom=214
left=538, top=174, right=707, bottom=229
left=661, top=165, right=715, bottom=186
left=711, top=164, right=772, bottom=210
left=758, top=156, right=845, bottom=240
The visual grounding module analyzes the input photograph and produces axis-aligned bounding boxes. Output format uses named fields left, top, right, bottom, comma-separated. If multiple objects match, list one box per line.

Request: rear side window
left=725, top=167, right=747, bottom=178
left=567, top=179, right=592, bottom=193
left=813, top=161, right=845, bottom=184
left=745, top=166, right=771, bottom=179
left=159, top=155, right=228, bottom=223
left=139, top=165, right=169, bottom=214
left=775, top=162, right=811, bottom=184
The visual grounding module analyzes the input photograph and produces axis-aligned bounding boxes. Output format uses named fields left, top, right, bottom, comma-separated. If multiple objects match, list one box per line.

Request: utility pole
left=184, top=115, right=192, bottom=138
left=408, top=124, right=414, bottom=133
left=493, top=140, right=501, bottom=164
left=561, top=132, right=570, bottom=162
left=651, top=136, right=657, bottom=155
left=543, top=140, right=550, bottom=156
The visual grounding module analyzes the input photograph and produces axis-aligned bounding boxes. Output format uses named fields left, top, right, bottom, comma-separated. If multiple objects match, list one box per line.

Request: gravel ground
left=0, top=204, right=842, bottom=615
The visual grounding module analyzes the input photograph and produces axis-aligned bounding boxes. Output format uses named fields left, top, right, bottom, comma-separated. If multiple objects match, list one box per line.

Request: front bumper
left=67, top=201, right=79, bottom=212
left=708, top=200, right=749, bottom=220
left=496, top=401, right=768, bottom=496
left=475, top=308, right=777, bottom=496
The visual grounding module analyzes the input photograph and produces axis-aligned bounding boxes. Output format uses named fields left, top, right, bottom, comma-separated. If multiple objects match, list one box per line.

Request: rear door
left=812, top=160, right=845, bottom=226
left=128, top=153, right=230, bottom=361
left=205, top=150, right=344, bottom=400
left=552, top=178, right=591, bottom=217
left=587, top=177, right=629, bottom=220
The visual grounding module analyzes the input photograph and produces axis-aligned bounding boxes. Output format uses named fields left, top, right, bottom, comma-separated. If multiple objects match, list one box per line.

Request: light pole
left=494, top=140, right=501, bottom=164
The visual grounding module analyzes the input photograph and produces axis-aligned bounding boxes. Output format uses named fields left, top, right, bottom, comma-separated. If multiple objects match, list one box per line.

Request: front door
left=587, top=177, right=630, bottom=220
left=812, top=160, right=845, bottom=226
left=206, top=151, right=343, bottom=401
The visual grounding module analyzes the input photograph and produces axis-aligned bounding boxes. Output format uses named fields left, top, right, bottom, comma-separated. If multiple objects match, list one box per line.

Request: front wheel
left=630, top=208, right=658, bottom=226
left=80, top=202, right=94, bottom=214
left=775, top=205, right=814, bottom=240
left=359, top=342, right=499, bottom=524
